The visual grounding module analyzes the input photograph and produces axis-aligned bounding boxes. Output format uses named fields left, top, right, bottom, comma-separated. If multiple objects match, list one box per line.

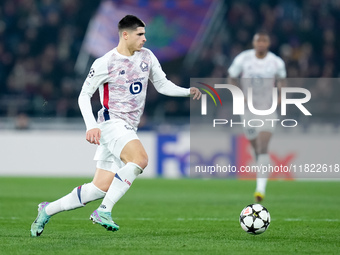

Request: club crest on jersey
left=119, top=70, right=125, bottom=75
left=140, top=61, right=148, bottom=72
left=88, top=68, right=95, bottom=78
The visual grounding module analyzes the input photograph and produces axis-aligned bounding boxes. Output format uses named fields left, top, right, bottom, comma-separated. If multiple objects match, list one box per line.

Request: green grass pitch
left=0, top=177, right=339, bottom=255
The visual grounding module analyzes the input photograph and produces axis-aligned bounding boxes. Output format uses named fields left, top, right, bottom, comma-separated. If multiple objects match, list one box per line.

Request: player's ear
left=121, top=30, right=129, bottom=40
left=267, top=36, right=271, bottom=46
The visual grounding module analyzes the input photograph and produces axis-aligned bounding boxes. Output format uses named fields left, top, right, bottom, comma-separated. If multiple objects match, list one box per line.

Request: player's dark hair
left=118, top=15, right=145, bottom=32
left=254, top=29, right=269, bottom=37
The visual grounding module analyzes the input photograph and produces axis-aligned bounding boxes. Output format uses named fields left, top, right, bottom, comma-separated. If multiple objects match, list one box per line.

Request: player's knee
left=121, top=149, right=148, bottom=169
left=254, top=144, right=268, bottom=155
left=257, top=147, right=268, bottom=155
left=134, top=154, right=148, bottom=169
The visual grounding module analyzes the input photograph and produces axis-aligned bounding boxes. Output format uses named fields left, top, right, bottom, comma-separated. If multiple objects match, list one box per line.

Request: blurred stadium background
left=1, top=0, right=340, bottom=177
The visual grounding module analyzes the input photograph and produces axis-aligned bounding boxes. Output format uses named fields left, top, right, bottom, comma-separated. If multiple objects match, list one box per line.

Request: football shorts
left=94, top=119, right=139, bottom=172
left=241, top=109, right=278, bottom=140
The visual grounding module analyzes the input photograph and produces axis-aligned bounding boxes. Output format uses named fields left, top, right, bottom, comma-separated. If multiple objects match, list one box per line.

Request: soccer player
left=30, top=15, right=201, bottom=237
left=227, top=31, right=286, bottom=202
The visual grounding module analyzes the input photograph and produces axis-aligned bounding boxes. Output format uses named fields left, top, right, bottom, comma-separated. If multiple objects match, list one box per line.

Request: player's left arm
left=189, top=87, right=201, bottom=100
left=148, top=50, right=201, bottom=100
left=276, top=58, right=287, bottom=105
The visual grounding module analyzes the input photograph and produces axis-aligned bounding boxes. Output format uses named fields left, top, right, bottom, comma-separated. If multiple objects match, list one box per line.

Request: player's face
left=253, top=34, right=270, bottom=54
left=127, top=27, right=146, bottom=52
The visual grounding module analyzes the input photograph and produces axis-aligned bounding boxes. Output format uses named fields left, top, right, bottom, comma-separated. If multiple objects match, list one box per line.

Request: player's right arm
left=78, top=59, right=108, bottom=145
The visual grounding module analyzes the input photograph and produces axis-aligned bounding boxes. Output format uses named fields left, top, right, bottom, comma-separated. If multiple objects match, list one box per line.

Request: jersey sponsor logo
left=140, top=61, right=148, bottom=72
left=129, top=82, right=142, bottom=95
left=88, top=68, right=95, bottom=78
left=126, top=77, right=145, bottom=83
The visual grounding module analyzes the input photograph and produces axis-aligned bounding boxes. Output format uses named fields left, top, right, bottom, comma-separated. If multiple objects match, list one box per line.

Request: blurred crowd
left=0, top=0, right=99, bottom=120
left=1, top=0, right=339, bottom=128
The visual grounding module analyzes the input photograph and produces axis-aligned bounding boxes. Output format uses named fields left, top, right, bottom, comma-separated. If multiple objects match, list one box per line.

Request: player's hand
left=86, top=128, right=101, bottom=145
left=190, top=87, right=202, bottom=100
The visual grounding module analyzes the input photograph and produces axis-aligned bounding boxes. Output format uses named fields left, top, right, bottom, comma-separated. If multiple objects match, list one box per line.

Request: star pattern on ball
left=239, top=204, right=271, bottom=235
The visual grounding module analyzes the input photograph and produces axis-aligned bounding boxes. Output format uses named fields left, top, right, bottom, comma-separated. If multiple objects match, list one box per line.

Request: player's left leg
left=45, top=168, right=115, bottom=216
left=30, top=165, right=116, bottom=237
left=254, top=131, right=272, bottom=202
left=30, top=177, right=108, bottom=237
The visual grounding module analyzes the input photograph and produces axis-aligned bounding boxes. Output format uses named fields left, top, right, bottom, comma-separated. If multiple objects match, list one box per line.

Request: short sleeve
left=276, top=57, right=287, bottom=79
left=228, top=53, right=244, bottom=78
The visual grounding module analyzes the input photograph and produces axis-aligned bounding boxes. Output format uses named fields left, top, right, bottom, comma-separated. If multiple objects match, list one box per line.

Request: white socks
left=98, top=162, right=143, bottom=213
left=44, top=163, right=143, bottom=216
left=255, top=154, right=270, bottom=194
left=45, top=182, right=106, bottom=216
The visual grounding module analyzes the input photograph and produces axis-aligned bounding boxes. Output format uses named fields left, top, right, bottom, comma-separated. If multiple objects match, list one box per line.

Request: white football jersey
left=228, top=49, right=286, bottom=110
left=79, top=47, right=190, bottom=130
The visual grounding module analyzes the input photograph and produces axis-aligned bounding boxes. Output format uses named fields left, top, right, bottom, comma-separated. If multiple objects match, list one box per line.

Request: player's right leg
left=98, top=139, right=147, bottom=215
left=248, top=139, right=265, bottom=202
left=91, top=139, right=147, bottom=231
left=253, top=131, right=273, bottom=202
left=88, top=120, right=146, bottom=232
left=30, top=169, right=112, bottom=237
left=242, top=113, right=265, bottom=202
left=90, top=163, right=121, bottom=231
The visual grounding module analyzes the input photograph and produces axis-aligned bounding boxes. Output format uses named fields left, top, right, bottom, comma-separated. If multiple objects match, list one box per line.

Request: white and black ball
left=239, top=204, right=270, bottom=235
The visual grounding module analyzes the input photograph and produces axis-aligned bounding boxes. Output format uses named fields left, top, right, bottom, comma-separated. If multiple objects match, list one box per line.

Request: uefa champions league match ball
left=239, top=204, right=271, bottom=235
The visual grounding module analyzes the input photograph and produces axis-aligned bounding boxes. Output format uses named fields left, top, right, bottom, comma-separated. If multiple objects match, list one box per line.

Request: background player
left=228, top=31, right=286, bottom=202
left=30, top=15, right=201, bottom=237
